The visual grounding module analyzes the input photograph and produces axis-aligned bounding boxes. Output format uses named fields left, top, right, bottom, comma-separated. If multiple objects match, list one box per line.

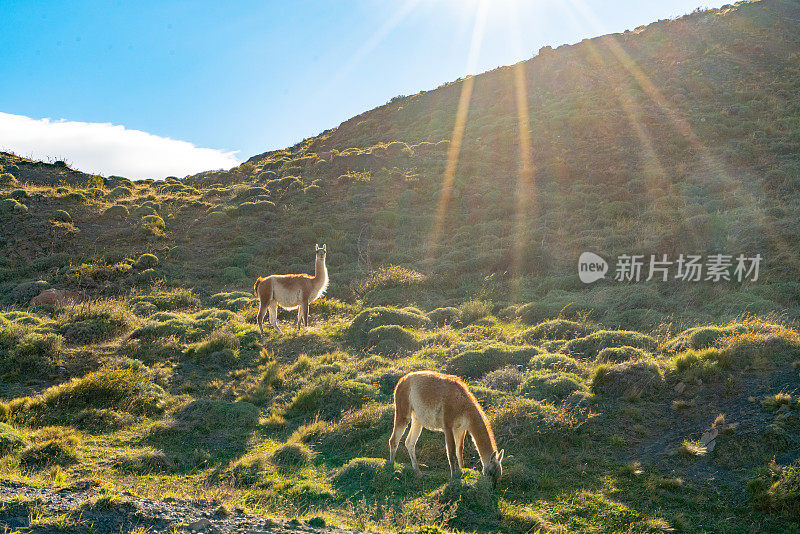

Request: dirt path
left=0, top=480, right=366, bottom=534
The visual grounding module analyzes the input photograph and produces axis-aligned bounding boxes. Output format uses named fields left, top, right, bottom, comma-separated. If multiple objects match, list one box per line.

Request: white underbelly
left=273, top=284, right=303, bottom=310
left=409, top=388, right=444, bottom=431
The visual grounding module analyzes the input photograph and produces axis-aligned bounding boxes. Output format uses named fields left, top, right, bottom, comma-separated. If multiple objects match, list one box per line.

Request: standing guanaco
left=253, top=244, right=328, bottom=335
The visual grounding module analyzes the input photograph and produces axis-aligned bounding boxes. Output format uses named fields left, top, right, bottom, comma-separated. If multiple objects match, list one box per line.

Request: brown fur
left=388, top=370, right=505, bottom=485
left=254, top=244, right=328, bottom=335
left=29, top=289, right=86, bottom=307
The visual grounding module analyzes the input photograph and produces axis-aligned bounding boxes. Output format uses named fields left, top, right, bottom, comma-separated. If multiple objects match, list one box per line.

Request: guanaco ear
left=323, top=244, right=327, bottom=251
left=497, top=449, right=505, bottom=464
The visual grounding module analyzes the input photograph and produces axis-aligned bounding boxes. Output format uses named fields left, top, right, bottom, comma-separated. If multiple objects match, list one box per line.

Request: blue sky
left=0, top=0, right=728, bottom=178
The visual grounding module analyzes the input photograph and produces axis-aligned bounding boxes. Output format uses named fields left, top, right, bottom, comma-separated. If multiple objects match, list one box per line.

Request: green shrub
left=368, top=325, right=420, bottom=354
left=665, top=325, right=736, bottom=352
left=0, top=198, right=27, bottom=217
left=0, top=332, right=63, bottom=379
left=222, top=266, right=246, bottom=283
left=134, top=253, right=159, bottom=270
left=114, top=451, right=174, bottom=474
left=170, top=399, right=258, bottom=432
left=459, top=300, right=493, bottom=325
left=317, top=404, right=393, bottom=461
left=350, top=306, right=431, bottom=336
left=562, top=330, right=657, bottom=360
left=518, top=371, right=586, bottom=402
left=596, top=346, right=650, bottom=363
left=0, top=173, right=18, bottom=186
left=27, top=368, right=169, bottom=421
left=445, top=344, right=540, bottom=379
left=131, top=287, right=199, bottom=310
left=132, top=205, right=158, bottom=218
left=516, top=301, right=588, bottom=325
left=285, top=378, right=379, bottom=420
left=51, top=209, right=72, bottom=222
left=0, top=422, right=25, bottom=454
left=518, top=319, right=595, bottom=342
left=140, top=214, right=165, bottom=234
left=237, top=200, right=276, bottom=216
left=7, top=280, right=49, bottom=305
left=528, top=353, right=583, bottom=374
left=185, top=328, right=240, bottom=368
left=210, top=291, right=254, bottom=311
left=591, top=361, right=663, bottom=398
left=333, top=457, right=415, bottom=494
left=20, top=438, right=79, bottom=469
left=427, top=307, right=462, bottom=327
left=58, top=301, right=133, bottom=344
left=749, top=459, right=800, bottom=516
left=270, top=442, right=314, bottom=471
left=429, top=474, right=500, bottom=529
left=355, top=266, right=428, bottom=306
left=108, top=186, right=132, bottom=198
left=131, top=309, right=235, bottom=342
left=103, top=205, right=129, bottom=219
left=72, top=408, right=134, bottom=432
left=65, top=191, right=86, bottom=202
left=479, top=366, right=525, bottom=391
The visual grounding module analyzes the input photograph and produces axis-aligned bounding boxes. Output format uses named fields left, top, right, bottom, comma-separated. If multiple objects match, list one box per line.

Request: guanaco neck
left=313, top=256, right=328, bottom=292
left=467, top=404, right=498, bottom=467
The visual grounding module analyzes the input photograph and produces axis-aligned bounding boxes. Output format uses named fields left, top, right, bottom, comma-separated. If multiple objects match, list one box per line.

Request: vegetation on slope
left=1, top=1, right=800, bottom=531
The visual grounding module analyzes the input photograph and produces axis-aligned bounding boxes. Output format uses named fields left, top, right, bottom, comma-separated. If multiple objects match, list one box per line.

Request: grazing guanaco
left=388, top=370, right=505, bottom=487
left=253, top=244, right=328, bottom=335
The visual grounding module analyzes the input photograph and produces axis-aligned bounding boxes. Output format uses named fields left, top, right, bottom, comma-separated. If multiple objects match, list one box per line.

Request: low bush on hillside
left=350, top=306, right=431, bottom=337
left=562, top=330, right=658, bottom=360
left=284, top=377, right=380, bottom=420
left=518, top=371, right=587, bottom=402
left=131, top=287, right=199, bottom=311
left=0, top=422, right=25, bottom=454
left=368, top=325, right=420, bottom=354
left=749, top=459, right=800, bottom=517
left=592, top=361, right=663, bottom=398
left=57, top=300, right=134, bottom=344
left=270, top=442, right=314, bottom=472
left=518, top=319, right=596, bottom=342
left=0, top=321, right=63, bottom=379
left=130, top=308, right=237, bottom=342
left=11, top=368, right=168, bottom=425
left=595, top=346, right=650, bottom=363
left=445, top=344, right=540, bottom=379
left=427, top=307, right=462, bottom=327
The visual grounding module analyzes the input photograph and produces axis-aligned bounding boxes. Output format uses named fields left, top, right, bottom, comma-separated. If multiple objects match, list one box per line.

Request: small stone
left=699, top=427, right=719, bottom=447
left=674, top=382, right=686, bottom=394
left=189, top=518, right=212, bottom=531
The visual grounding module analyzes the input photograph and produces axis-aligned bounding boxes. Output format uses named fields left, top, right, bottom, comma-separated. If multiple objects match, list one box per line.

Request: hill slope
left=3, top=0, right=799, bottom=329
left=2, top=1, right=800, bottom=533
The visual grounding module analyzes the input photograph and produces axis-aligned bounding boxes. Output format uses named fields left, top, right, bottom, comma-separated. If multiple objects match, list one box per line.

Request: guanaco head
left=315, top=243, right=327, bottom=261
left=484, top=449, right=505, bottom=488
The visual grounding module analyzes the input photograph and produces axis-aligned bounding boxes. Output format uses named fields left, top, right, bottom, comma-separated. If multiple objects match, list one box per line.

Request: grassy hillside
left=2, top=0, right=800, bottom=531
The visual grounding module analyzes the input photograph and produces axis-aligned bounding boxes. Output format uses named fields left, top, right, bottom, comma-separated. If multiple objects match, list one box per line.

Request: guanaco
left=253, top=244, right=328, bottom=335
left=388, top=370, right=505, bottom=487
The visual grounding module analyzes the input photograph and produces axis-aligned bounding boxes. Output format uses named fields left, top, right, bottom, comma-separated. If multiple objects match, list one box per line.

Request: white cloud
left=0, top=112, right=240, bottom=180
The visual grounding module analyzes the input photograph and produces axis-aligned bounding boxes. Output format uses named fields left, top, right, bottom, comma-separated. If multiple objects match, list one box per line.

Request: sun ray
left=506, top=0, right=536, bottom=301
left=427, top=0, right=488, bottom=258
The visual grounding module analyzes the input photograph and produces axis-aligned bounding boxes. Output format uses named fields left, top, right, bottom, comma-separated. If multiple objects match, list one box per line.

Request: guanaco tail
left=388, top=370, right=505, bottom=487
left=253, top=244, right=328, bottom=335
